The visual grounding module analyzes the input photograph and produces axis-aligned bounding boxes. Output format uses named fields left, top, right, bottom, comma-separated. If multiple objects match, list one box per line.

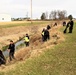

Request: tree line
left=41, top=10, right=73, bottom=20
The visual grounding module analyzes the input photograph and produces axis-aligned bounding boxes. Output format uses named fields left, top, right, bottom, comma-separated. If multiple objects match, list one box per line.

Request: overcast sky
left=0, top=0, right=76, bottom=19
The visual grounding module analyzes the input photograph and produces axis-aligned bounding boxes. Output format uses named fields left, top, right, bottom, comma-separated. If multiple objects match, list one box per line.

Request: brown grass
left=0, top=21, right=30, bottom=26
left=15, top=24, right=65, bottom=59
left=0, top=24, right=46, bottom=49
left=0, top=21, right=65, bottom=71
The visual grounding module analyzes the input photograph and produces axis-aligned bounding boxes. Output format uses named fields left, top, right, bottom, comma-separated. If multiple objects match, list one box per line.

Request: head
left=43, top=28, right=45, bottom=31
left=10, top=40, right=14, bottom=44
left=26, top=34, right=28, bottom=36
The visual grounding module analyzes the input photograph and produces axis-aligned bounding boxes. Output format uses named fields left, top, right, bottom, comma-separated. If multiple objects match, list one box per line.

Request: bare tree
left=49, top=10, right=57, bottom=20
left=45, top=11, right=48, bottom=19
left=57, top=10, right=67, bottom=19
left=49, top=10, right=67, bottom=20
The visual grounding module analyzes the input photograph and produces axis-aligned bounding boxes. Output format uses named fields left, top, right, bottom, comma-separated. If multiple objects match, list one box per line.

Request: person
left=63, top=21, right=66, bottom=26
left=63, top=22, right=70, bottom=33
left=54, top=22, right=57, bottom=26
left=69, top=19, right=74, bottom=33
left=24, top=34, right=30, bottom=47
left=41, top=28, right=45, bottom=42
left=44, top=29, right=50, bottom=41
left=47, top=25, right=51, bottom=30
left=0, top=50, right=6, bottom=65
left=8, top=40, right=15, bottom=61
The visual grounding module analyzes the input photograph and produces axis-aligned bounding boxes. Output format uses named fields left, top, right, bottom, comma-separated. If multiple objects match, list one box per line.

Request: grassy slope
left=0, top=24, right=76, bottom=75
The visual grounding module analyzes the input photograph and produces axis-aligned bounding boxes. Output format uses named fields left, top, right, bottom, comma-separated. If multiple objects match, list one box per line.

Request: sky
left=0, top=0, right=76, bottom=19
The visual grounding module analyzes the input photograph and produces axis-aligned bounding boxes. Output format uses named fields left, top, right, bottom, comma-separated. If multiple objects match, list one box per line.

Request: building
left=0, top=14, right=11, bottom=22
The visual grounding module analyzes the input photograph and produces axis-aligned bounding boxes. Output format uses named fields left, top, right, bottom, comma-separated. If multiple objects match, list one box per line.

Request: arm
left=8, top=44, right=11, bottom=52
left=28, top=36, right=29, bottom=39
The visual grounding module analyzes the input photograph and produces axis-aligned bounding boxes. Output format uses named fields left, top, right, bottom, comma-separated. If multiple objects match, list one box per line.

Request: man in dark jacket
left=44, top=29, right=50, bottom=41
left=0, top=50, right=6, bottom=65
left=69, top=19, right=74, bottom=33
left=8, top=40, right=15, bottom=61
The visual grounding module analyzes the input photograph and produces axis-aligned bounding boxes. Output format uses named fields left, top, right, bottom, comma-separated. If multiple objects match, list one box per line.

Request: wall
left=0, top=14, right=11, bottom=22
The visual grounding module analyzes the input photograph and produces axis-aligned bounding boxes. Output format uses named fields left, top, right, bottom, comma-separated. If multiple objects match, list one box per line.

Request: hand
left=8, top=49, right=10, bottom=52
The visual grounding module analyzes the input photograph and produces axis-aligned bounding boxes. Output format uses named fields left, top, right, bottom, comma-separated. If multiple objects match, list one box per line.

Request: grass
left=0, top=21, right=50, bottom=28
left=0, top=23, right=76, bottom=75
left=2, top=45, right=9, bottom=51
left=0, top=21, right=50, bottom=51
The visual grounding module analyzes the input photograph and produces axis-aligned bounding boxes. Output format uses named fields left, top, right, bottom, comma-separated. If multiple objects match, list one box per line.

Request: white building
left=0, top=14, right=11, bottom=22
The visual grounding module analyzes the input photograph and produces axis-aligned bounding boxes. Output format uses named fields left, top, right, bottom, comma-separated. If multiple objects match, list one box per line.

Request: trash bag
left=0, top=50, right=6, bottom=65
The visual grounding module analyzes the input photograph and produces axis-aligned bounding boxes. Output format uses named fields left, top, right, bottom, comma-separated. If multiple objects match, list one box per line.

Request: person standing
left=44, top=29, right=50, bottom=41
left=69, top=19, right=74, bottom=33
left=24, top=34, right=30, bottom=47
left=8, top=40, right=15, bottom=61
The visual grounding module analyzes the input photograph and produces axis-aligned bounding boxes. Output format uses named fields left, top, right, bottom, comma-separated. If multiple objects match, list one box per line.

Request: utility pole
left=31, top=0, right=32, bottom=24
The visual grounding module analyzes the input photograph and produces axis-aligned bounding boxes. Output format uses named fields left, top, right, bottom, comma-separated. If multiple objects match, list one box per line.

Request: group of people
left=0, top=25, right=51, bottom=66
left=0, top=34, right=30, bottom=65
left=0, top=19, right=74, bottom=66
left=63, top=19, right=74, bottom=33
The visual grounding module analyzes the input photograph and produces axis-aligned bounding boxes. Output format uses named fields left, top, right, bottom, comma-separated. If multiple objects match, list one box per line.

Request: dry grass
left=0, top=21, right=65, bottom=72
left=0, top=23, right=47, bottom=49
left=0, top=21, right=32, bottom=26
left=14, top=24, right=65, bottom=61
left=0, top=21, right=50, bottom=26
left=0, top=21, right=76, bottom=75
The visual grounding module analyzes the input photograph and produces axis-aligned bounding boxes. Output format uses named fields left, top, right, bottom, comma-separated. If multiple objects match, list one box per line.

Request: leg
left=47, top=35, right=50, bottom=40
left=25, top=42, right=27, bottom=46
left=9, top=52, right=12, bottom=61
left=42, top=36, right=45, bottom=42
left=11, top=52, right=15, bottom=59
left=70, top=27, right=73, bottom=33
left=27, top=42, right=29, bottom=46
left=64, top=26, right=67, bottom=33
left=69, top=27, right=72, bottom=33
left=63, top=29, right=66, bottom=33
left=26, top=42, right=29, bottom=47
left=44, top=36, right=47, bottom=42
